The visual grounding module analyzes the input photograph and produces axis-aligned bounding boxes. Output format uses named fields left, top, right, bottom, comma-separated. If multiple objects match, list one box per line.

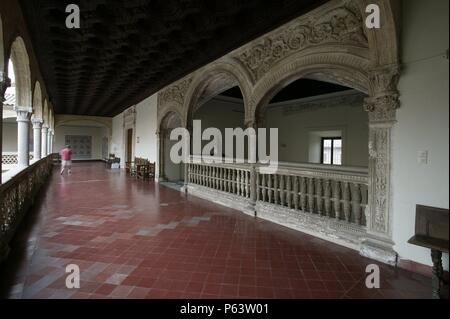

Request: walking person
left=60, top=145, right=73, bottom=175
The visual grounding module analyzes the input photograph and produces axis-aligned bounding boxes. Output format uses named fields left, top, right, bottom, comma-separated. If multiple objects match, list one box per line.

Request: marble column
left=16, top=107, right=32, bottom=167
left=32, top=119, right=43, bottom=160
left=41, top=125, right=48, bottom=157
left=47, top=129, right=53, bottom=155
left=0, top=72, right=11, bottom=183
left=360, top=65, right=400, bottom=266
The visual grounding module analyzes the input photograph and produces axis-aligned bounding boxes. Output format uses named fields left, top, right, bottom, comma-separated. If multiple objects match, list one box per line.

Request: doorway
left=126, top=128, right=133, bottom=163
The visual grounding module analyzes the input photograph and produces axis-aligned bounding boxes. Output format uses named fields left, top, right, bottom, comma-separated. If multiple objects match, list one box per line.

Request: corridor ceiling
left=19, top=0, right=328, bottom=117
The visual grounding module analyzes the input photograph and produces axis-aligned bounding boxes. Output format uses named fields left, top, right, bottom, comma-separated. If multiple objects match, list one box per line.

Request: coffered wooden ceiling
left=19, top=0, right=328, bottom=116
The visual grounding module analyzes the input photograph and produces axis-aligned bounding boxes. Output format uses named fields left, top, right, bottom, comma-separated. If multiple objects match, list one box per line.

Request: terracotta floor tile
left=0, top=163, right=433, bottom=299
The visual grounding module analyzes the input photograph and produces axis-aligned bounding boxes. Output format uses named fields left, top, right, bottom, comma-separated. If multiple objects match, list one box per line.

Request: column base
left=360, top=236, right=398, bottom=266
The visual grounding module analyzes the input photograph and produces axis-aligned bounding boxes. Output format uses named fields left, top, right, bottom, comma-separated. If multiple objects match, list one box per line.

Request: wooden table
left=408, top=205, right=449, bottom=299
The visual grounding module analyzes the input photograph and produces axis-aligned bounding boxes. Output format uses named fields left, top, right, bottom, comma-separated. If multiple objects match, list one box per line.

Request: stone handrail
left=0, top=156, right=53, bottom=262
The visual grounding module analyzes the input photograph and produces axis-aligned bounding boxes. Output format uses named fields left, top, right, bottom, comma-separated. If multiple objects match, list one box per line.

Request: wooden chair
left=136, top=160, right=155, bottom=180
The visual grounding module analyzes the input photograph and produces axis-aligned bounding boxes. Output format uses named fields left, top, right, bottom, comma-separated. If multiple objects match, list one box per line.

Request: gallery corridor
left=0, top=162, right=431, bottom=299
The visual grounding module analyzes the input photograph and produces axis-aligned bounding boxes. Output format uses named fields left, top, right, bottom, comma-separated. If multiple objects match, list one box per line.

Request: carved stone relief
left=236, top=2, right=368, bottom=82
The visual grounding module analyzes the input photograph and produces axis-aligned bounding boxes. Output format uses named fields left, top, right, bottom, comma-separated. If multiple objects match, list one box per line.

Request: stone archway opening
left=259, top=78, right=369, bottom=168
left=159, top=111, right=184, bottom=183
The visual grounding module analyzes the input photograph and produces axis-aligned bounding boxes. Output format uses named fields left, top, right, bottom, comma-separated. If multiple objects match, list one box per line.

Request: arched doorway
left=158, top=111, right=183, bottom=182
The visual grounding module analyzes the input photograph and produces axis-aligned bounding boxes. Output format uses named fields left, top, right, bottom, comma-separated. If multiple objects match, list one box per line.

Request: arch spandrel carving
left=233, top=0, right=370, bottom=84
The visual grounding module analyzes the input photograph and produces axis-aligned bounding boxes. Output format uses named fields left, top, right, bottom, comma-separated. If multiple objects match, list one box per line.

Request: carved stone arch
left=250, top=51, right=370, bottom=124
left=158, top=107, right=184, bottom=133
left=9, top=36, right=32, bottom=109
left=355, top=0, right=400, bottom=69
left=32, top=81, right=43, bottom=120
left=156, top=109, right=184, bottom=182
left=183, top=60, right=252, bottom=127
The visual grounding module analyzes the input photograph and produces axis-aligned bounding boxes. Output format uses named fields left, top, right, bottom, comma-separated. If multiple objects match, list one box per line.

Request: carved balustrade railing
left=2, top=152, right=34, bottom=165
left=0, top=156, right=53, bottom=262
left=187, top=157, right=251, bottom=199
left=187, top=159, right=368, bottom=227
left=256, top=162, right=368, bottom=226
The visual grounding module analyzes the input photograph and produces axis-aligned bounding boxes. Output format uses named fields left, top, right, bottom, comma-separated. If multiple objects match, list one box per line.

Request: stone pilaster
left=155, top=131, right=165, bottom=182
left=360, top=65, right=400, bottom=265
left=15, top=107, right=32, bottom=167
left=32, top=119, right=43, bottom=160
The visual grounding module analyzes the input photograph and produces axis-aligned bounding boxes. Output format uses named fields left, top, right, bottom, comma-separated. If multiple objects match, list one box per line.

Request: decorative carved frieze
left=159, top=77, right=193, bottom=107
left=281, top=91, right=365, bottom=115
left=236, top=3, right=368, bottom=82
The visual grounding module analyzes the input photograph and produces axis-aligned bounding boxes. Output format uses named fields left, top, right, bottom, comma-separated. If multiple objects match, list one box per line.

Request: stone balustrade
left=188, top=160, right=251, bottom=199
left=0, top=155, right=53, bottom=262
left=2, top=152, right=34, bottom=165
left=256, top=162, right=368, bottom=226
left=186, top=158, right=369, bottom=249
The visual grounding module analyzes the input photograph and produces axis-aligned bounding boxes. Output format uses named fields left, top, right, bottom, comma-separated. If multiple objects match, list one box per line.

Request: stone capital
left=15, top=107, right=32, bottom=122
left=42, top=125, right=49, bottom=133
left=32, top=119, right=43, bottom=129
left=365, top=65, right=401, bottom=123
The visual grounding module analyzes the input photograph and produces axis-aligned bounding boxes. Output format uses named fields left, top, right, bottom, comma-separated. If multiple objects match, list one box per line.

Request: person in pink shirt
left=60, top=145, right=73, bottom=175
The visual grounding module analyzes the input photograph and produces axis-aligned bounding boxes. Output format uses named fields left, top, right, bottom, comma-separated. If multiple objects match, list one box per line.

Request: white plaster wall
left=110, top=94, right=158, bottom=167
left=392, top=0, right=449, bottom=268
left=111, top=113, right=124, bottom=162
left=135, top=94, right=158, bottom=162
left=194, top=94, right=368, bottom=167
left=266, top=97, right=368, bottom=167
left=2, top=121, right=18, bottom=152
left=54, top=125, right=105, bottom=160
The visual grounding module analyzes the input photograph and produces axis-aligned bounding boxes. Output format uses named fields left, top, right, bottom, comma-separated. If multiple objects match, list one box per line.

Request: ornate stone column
left=0, top=72, right=11, bottom=183
left=32, top=119, right=43, bottom=160
left=360, top=65, right=400, bottom=265
left=16, top=107, right=32, bottom=167
left=182, top=125, right=193, bottom=192
left=244, top=119, right=258, bottom=215
left=41, top=125, right=48, bottom=157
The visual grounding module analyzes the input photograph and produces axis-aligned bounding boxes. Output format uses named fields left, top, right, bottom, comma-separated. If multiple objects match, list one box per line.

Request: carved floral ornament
left=236, top=3, right=368, bottom=82
left=159, top=77, right=193, bottom=107
left=364, top=65, right=401, bottom=122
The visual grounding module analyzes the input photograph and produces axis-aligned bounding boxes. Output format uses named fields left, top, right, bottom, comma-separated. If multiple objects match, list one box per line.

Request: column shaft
left=41, top=126, right=48, bottom=157
left=32, top=120, right=42, bottom=160
left=16, top=110, right=31, bottom=167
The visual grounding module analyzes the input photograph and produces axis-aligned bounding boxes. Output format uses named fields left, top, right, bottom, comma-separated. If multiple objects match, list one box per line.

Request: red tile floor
left=0, top=162, right=432, bottom=299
